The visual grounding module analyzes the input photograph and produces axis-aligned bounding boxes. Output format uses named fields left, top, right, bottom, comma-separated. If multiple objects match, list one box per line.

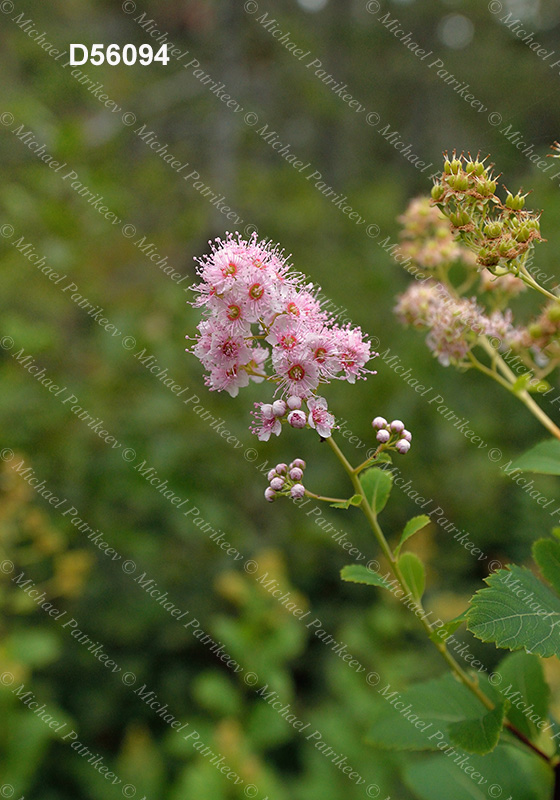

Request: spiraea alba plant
left=190, top=220, right=560, bottom=799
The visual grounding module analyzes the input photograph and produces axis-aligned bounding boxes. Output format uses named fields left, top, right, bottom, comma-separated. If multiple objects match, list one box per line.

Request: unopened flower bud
left=272, top=400, right=287, bottom=417
left=290, top=483, right=306, bottom=499
left=372, top=416, right=388, bottom=429
left=267, top=469, right=277, bottom=481
left=289, top=467, right=303, bottom=481
left=288, top=410, right=307, bottom=429
left=275, top=463, right=288, bottom=475
left=290, top=458, right=306, bottom=470
left=270, top=477, right=285, bottom=491
left=395, top=439, right=411, bottom=454
left=390, top=419, right=405, bottom=433
left=260, top=403, right=274, bottom=419
left=265, top=487, right=276, bottom=502
left=287, top=395, right=302, bottom=410
left=376, top=429, right=391, bottom=444
left=402, top=429, right=412, bottom=442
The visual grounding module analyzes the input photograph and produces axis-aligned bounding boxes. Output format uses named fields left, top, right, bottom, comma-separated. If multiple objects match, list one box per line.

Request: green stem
left=518, top=263, right=558, bottom=302
left=477, top=338, right=560, bottom=441
left=304, top=489, right=354, bottom=505
left=326, top=435, right=556, bottom=766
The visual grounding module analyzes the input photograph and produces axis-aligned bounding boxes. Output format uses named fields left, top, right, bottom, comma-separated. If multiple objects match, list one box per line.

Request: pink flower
left=251, top=403, right=282, bottom=441
left=307, top=396, right=335, bottom=438
left=273, top=350, right=321, bottom=398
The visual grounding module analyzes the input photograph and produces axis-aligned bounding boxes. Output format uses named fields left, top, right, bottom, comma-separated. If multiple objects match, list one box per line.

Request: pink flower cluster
left=395, top=281, right=518, bottom=366
left=191, top=233, right=374, bottom=437
left=397, top=196, right=476, bottom=270
left=250, top=395, right=336, bottom=441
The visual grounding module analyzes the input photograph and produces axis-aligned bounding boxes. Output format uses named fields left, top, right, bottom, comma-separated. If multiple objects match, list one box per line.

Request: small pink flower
left=251, top=403, right=282, bottom=441
left=307, top=396, right=335, bottom=438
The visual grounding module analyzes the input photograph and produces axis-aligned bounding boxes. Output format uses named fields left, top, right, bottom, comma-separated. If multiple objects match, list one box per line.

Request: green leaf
left=371, top=452, right=392, bottom=464
left=533, top=538, right=560, bottom=595
left=448, top=700, right=509, bottom=755
left=395, top=515, right=431, bottom=557
left=330, top=494, right=362, bottom=509
left=367, top=673, right=493, bottom=752
left=340, top=564, right=393, bottom=590
left=403, top=742, right=553, bottom=800
left=493, top=652, right=550, bottom=742
left=429, top=610, right=467, bottom=645
left=359, top=467, right=393, bottom=514
left=466, top=566, right=560, bottom=658
left=398, top=552, right=425, bottom=601
left=511, top=439, right=560, bottom=475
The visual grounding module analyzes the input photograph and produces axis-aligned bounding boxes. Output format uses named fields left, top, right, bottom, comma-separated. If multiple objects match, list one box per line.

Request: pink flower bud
left=376, top=429, right=391, bottom=444
left=272, top=400, right=287, bottom=417
left=395, top=439, right=411, bottom=454
left=260, top=403, right=274, bottom=419
left=290, top=458, right=306, bottom=470
left=275, top=463, right=288, bottom=475
left=372, top=416, right=388, bottom=430
left=289, top=467, right=303, bottom=481
left=270, top=477, right=285, bottom=491
left=267, top=469, right=277, bottom=481
left=390, top=419, right=405, bottom=434
left=290, top=483, right=305, bottom=499
left=265, top=487, right=276, bottom=502
left=287, top=395, right=302, bottom=410
left=402, top=429, right=412, bottom=442
left=288, top=410, right=307, bottom=429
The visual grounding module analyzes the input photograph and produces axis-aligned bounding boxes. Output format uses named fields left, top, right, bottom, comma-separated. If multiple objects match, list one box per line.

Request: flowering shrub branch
left=190, top=217, right=560, bottom=795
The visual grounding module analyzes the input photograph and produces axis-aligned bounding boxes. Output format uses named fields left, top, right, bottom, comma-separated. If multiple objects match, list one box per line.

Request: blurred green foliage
left=2, top=0, right=560, bottom=797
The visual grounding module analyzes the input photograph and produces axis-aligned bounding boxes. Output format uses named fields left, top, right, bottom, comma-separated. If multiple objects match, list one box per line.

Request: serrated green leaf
left=448, top=700, right=509, bottom=755
left=511, top=439, right=560, bottom=475
left=403, top=741, right=553, bottom=800
left=494, top=652, right=550, bottom=742
left=340, top=564, right=393, bottom=589
left=371, top=452, right=392, bottom=464
left=466, top=566, right=560, bottom=658
left=398, top=552, right=425, bottom=601
left=330, top=494, right=362, bottom=509
left=429, top=610, right=467, bottom=645
left=367, top=673, right=491, bottom=752
left=359, top=467, right=393, bottom=514
left=395, top=515, right=431, bottom=557
left=533, top=538, right=560, bottom=596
